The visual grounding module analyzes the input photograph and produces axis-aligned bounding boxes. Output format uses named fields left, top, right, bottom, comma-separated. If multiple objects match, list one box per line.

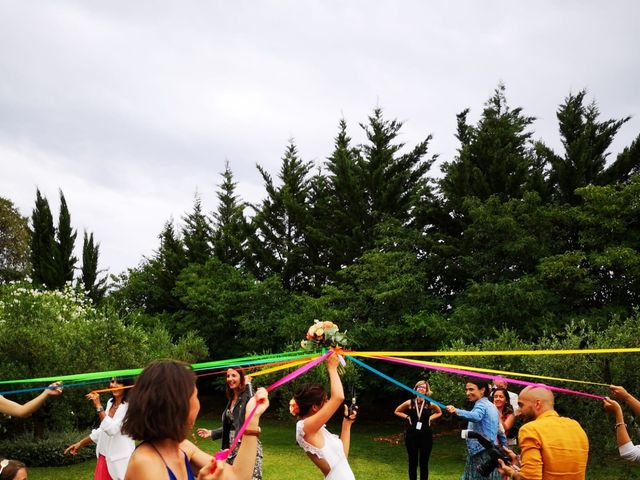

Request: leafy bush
left=0, top=281, right=207, bottom=438
left=0, top=430, right=95, bottom=467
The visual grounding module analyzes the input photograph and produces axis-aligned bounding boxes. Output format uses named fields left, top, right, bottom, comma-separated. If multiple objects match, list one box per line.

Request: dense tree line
left=108, top=85, right=640, bottom=359
left=1, top=85, right=639, bottom=456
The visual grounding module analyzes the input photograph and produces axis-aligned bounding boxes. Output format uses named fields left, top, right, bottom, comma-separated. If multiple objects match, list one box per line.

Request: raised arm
left=303, top=354, right=345, bottom=436
left=610, top=385, right=640, bottom=417
left=191, top=387, right=269, bottom=480
left=0, top=382, right=62, bottom=418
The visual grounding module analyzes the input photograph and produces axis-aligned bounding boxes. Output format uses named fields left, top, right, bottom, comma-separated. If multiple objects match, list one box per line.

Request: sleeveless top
left=406, top=398, right=432, bottom=433
left=148, top=444, right=195, bottom=480
left=296, top=420, right=355, bottom=480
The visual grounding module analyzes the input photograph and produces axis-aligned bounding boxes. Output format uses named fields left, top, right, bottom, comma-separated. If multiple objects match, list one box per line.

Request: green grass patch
left=28, top=417, right=640, bottom=479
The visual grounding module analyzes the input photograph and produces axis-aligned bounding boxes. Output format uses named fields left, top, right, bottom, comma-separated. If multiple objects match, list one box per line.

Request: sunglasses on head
left=0, top=458, right=10, bottom=476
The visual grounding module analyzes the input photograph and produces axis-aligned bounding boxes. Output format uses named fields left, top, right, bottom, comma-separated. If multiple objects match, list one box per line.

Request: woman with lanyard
left=394, top=380, right=442, bottom=480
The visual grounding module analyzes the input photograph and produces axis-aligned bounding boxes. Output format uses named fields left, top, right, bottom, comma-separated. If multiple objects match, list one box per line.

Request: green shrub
left=0, top=431, right=95, bottom=467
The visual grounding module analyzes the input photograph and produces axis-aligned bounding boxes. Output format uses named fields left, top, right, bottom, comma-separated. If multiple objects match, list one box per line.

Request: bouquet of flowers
left=300, top=319, right=348, bottom=351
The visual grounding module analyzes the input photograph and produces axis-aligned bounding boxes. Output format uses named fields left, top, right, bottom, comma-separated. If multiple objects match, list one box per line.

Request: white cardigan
left=89, top=399, right=135, bottom=480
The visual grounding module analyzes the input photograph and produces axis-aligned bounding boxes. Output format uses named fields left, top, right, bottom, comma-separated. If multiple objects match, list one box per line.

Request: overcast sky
left=1, top=1, right=639, bottom=276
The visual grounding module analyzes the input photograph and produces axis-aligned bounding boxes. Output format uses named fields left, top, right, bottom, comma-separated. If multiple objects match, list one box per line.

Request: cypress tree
left=56, top=190, right=77, bottom=286
left=30, top=189, right=60, bottom=288
left=80, top=231, right=107, bottom=303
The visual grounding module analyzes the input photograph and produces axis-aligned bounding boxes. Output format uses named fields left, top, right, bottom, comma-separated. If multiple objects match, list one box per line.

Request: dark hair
left=122, top=359, right=196, bottom=442
left=294, top=383, right=327, bottom=417
left=0, top=459, right=26, bottom=480
left=224, top=368, right=247, bottom=402
left=492, top=388, right=514, bottom=416
left=465, top=377, right=490, bottom=398
left=110, top=376, right=135, bottom=403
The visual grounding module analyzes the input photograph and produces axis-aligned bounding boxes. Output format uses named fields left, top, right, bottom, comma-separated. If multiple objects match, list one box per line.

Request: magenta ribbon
left=373, top=355, right=605, bottom=400
left=214, top=350, right=334, bottom=461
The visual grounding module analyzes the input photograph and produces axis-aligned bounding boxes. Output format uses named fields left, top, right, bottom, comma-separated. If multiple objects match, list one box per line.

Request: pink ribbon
left=214, top=350, right=334, bottom=462
left=373, top=355, right=605, bottom=400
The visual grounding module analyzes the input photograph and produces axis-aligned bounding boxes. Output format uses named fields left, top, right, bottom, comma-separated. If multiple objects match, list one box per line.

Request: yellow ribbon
left=249, top=358, right=314, bottom=377
left=364, top=355, right=609, bottom=387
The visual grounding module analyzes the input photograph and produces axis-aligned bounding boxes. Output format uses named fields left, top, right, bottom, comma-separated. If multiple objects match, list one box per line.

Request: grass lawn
left=29, top=417, right=640, bottom=479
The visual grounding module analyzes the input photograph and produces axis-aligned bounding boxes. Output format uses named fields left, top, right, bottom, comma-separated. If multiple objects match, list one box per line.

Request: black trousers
left=405, top=428, right=433, bottom=480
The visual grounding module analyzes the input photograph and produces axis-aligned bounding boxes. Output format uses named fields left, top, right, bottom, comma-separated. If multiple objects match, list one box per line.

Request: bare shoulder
left=125, top=445, right=166, bottom=480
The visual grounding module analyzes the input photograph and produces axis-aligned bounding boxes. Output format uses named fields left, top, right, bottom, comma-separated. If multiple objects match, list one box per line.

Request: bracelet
left=96, top=406, right=104, bottom=413
left=615, top=422, right=627, bottom=429
left=244, top=428, right=261, bottom=437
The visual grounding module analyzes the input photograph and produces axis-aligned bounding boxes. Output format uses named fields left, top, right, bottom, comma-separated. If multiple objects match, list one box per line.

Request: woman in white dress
left=292, top=354, right=358, bottom=480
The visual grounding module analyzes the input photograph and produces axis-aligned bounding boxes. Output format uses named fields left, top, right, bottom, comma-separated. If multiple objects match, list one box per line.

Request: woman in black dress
left=394, top=381, right=442, bottom=480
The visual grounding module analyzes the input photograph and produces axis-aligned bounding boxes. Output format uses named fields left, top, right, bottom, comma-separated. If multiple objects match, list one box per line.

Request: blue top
left=166, top=451, right=195, bottom=480
left=148, top=443, right=195, bottom=480
left=455, top=397, right=500, bottom=455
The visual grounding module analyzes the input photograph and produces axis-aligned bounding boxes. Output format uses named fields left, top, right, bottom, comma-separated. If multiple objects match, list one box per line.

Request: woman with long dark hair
left=196, top=368, right=262, bottom=479
left=394, top=380, right=442, bottom=480
left=65, top=377, right=135, bottom=480
left=122, top=359, right=268, bottom=480
left=492, top=388, right=515, bottom=445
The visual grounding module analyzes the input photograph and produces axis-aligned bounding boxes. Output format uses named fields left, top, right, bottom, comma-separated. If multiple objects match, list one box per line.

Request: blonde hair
left=414, top=380, right=432, bottom=396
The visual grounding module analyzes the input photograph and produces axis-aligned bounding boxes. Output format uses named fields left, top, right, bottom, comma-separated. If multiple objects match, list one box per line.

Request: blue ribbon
left=346, top=355, right=446, bottom=408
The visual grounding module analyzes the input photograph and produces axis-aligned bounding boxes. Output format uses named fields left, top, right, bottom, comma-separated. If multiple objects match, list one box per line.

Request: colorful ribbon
left=349, top=347, right=640, bottom=357
left=361, top=356, right=609, bottom=388
left=346, top=355, right=446, bottom=408
left=375, top=355, right=605, bottom=400
left=214, top=350, right=335, bottom=462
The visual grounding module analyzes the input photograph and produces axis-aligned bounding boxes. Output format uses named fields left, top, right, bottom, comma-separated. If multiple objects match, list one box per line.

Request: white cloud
left=1, top=0, right=639, bottom=276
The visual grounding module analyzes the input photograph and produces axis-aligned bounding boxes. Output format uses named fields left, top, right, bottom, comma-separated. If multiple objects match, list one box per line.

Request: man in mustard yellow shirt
left=498, top=386, right=589, bottom=480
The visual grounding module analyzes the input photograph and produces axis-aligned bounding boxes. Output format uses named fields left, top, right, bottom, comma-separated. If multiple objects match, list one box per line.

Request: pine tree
left=182, top=194, right=213, bottom=265
left=80, top=231, right=107, bottom=303
left=56, top=190, right=77, bottom=286
left=440, top=84, right=541, bottom=209
left=359, top=108, right=436, bottom=247
left=30, top=189, right=60, bottom=288
left=212, top=161, right=250, bottom=268
left=155, top=220, right=187, bottom=313
left=321, top=119, right=367, bottom=271
left=250, top=141, right=314, bottom=291
left=539, top=90, right=639, bottom=204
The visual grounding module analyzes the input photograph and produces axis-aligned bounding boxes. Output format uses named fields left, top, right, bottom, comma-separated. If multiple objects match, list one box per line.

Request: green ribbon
left=0, top=350, right=312, bottom=385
